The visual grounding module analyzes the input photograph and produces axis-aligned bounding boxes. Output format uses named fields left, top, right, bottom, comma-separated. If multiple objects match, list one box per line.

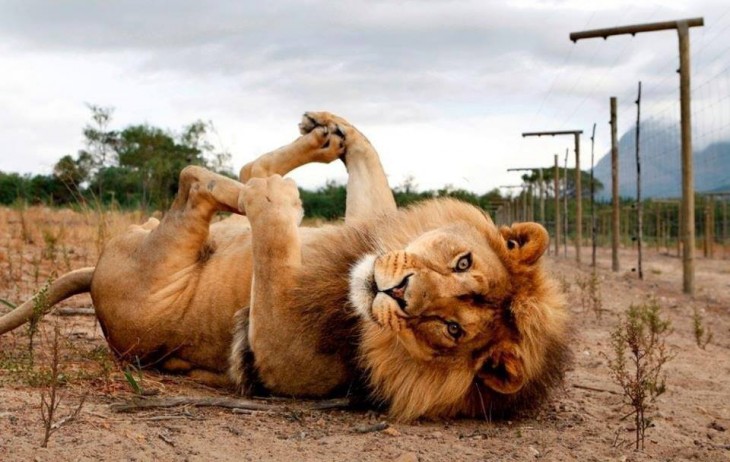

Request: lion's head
left=349, top=200, right=568, bottom=421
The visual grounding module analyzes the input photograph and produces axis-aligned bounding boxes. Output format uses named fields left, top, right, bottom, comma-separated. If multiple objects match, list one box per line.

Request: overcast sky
left=1, top=0, right=728, bottom=193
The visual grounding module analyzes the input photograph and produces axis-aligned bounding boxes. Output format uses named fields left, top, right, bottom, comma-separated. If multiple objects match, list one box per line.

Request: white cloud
left=0, top=0, right=727, bottom=194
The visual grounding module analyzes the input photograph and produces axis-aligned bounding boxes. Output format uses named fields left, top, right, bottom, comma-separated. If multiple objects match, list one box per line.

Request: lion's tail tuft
left=0, top=267, right=95, bottom=335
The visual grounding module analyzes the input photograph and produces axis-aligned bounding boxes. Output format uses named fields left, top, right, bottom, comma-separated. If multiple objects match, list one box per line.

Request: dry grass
left=0, top=205, right=141, bottom=299
left=0, top=206, right=144, bottom=444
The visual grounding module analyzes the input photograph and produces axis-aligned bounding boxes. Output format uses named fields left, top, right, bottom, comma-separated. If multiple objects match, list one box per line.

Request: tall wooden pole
left=574, top=132, right=582, bottom=263
left=564, top=149, right=569, bottom=258
left=655, top=205, right=661, bottom=251
left=610, top=97, right=620, bottom=272
left=677, top=205, right=683, bottom=258
left=570, top=17, right=703, bottom=294
left=677, top=21, right=695, bottom=294
left=703, top=196, right=711, bottom=258
left=522, top=188, right=528, bottom=221
left=590, top=122, right=597, bottom=268
left=722, top=197, right=727, bottom=257
left=635, top=81, right=644, bottom=280
left=539, top=168, right=545, bottom=225
left=554, top=154, right=560, bottom=256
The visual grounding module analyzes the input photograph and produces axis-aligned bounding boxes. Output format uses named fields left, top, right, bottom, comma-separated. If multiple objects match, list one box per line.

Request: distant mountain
left=593, top=121, right=730, bottom=199
left=696, top=141, right=730, bottom=193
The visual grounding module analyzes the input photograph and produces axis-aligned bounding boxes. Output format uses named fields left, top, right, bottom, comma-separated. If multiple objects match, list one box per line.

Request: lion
left=0, top=112, right=569, bottom=421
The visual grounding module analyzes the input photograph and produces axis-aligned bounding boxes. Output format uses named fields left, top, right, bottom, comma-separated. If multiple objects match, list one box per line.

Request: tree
left=180, top=120, right=232, bottom=174
left=394, top=175, right=433, bottom=207
left=81, top=104, right=118, bottom=200
left=115, top=125, right=193, bottom=209
left=299, top=180, right=347, bottom=219
left=52, top=152, right=92, bottom=203
left=0, top=171, right=27, bottom=205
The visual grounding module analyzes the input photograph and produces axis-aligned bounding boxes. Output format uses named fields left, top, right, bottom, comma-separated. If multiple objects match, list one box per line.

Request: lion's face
left=350, top=220, right=552, bottom=398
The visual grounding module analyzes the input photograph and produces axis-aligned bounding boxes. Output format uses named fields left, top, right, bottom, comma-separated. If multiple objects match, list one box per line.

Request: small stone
left=383, top=427, right=401, bottom=437
left=431, top=431, right=443, bottom=439
left=528, top=446, right=540, bottom=458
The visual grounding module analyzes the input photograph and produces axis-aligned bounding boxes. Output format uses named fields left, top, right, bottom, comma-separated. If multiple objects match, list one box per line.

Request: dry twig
left=354, top=422, right=389, bottom=434
left=572, top=384, right=620, bottom=395
left=110, top=396, right=351, bottom=413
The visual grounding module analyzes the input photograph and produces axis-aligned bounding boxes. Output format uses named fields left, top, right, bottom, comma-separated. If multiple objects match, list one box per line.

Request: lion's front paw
left=299, top=111, right=349, bottom=138
left=299, top=112, right=372, bottom=162
left=304, top=125, right=345, bottom=164
left=299, top=112, right=348, bottom=164
left=239, top=175, right=303, bottom=225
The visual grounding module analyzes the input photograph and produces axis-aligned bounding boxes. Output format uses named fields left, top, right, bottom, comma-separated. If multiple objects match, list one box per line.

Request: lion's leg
left=242, top=112, right=396, bottom=223
left=142, top=165, right=245, bottom=270
left=239, top=126, right=345, bottom=182
left=91, top=166, right=249, bottom=382
left=236, top=175, right=347, bottom=395
left=299, top=112, right=397, bottom=223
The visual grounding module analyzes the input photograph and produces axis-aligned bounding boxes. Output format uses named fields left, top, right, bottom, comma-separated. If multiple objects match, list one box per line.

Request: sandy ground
left=0, top=207, right=729, bottom=461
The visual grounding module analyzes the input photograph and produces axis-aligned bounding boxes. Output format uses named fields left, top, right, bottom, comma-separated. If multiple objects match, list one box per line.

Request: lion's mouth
left=378, top=273, right=412, bottom=312
left=349, top=254, right=415, bottom=330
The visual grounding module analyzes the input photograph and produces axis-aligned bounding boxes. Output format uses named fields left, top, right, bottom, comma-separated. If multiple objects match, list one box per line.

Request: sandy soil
left=0, top=207, right=729, bottom=461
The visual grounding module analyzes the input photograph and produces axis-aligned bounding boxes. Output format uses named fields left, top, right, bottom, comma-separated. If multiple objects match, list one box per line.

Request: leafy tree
left=180, top=120, right=232, bottom=174
left=69, top=106, right=234, bottom=210
left=81, top=104, right=118, bottom=199
left=299, top=181, right=347, bottom=219
left=115, top=124, right=212, bottom=209
left=394, top=176, right=433, bottom=207
left=88, top=166, right=144, bottom=208
left=52, top=152, right=93, bottom=203
left=0, top=172, right=27, bottom=205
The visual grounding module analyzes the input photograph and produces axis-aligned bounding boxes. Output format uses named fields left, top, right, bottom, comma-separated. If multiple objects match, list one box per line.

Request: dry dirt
left=0, top=206, right=729, bottom=461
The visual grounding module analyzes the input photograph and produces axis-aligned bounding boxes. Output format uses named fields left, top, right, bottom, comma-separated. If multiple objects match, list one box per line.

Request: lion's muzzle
left=380, top=273, right=412, bottom=312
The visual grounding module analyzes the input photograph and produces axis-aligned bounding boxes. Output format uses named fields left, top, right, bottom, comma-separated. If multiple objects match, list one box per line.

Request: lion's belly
left=91, top=224, right=255, bottom=373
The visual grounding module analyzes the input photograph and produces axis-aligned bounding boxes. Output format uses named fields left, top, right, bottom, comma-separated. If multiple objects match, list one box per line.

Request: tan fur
left=0, top=112, right=569, bottom=422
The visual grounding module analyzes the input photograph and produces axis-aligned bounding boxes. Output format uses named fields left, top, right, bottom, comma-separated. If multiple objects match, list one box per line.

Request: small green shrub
left=607, top=297, right=673, bottom=450
left=692, top=306, right=712, bottom=350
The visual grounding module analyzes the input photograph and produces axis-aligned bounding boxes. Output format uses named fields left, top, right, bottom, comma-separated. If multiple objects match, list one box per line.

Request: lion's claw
left=299, top=113, right=318, bottom=135
left=334, top=124, right=345, bottom=138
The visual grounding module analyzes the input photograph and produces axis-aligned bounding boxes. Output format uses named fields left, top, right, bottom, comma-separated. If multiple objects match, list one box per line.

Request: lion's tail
left=0, top=267, right=95, bottom=335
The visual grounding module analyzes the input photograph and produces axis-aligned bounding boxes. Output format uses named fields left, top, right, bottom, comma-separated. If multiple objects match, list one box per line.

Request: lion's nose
left=381, top=274, right=411, bottom=311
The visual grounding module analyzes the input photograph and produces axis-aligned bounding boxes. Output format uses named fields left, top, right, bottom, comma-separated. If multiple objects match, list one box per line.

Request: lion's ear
left=477, top=348, right=525, bottom=395
left=499, top=222, right=549, bottom=266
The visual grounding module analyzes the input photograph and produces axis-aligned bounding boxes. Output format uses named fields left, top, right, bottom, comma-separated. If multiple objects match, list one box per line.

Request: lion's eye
left=454, top=253, right=472, bottom=272
left=446, top=321, right=463, bottom=339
